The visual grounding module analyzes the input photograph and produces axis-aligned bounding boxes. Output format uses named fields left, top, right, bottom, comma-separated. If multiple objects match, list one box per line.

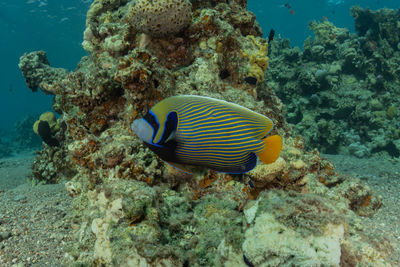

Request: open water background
left=0, top=0, right=398, bottom=137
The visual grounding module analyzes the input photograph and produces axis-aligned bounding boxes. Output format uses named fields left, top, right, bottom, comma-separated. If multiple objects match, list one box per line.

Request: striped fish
left=132, top=95, right=282, bottom=174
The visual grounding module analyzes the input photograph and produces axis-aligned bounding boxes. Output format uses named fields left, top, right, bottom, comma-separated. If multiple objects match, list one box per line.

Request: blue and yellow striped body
left=131, top=95, right=281, bottom=174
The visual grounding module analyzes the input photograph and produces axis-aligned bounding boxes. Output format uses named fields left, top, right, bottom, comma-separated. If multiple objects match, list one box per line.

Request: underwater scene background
left=0, top=0, right=400, bottom=266
left=1, top=0, right=399, bottom=155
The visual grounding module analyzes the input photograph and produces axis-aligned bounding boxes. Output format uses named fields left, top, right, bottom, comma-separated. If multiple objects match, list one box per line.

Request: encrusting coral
left=19, top=0, right=393, bottom=266
left=243, top=190, right=346, bottom=266
left=18, top=51, right=68, bottom=93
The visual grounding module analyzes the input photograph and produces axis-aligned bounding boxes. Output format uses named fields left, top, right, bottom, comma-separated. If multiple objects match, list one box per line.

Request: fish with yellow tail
left=131, top=95, right=282, bottom=174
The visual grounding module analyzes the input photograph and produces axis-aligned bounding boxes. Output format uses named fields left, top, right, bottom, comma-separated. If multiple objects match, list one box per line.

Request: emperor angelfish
left=132, top=95, right=282, bottom=174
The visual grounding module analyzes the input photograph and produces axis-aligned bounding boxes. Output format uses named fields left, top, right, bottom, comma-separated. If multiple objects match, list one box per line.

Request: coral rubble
left=19, top=1, right=393, bottom=266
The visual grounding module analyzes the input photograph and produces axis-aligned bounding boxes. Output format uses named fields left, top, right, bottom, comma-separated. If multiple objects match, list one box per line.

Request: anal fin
left=166, top=161, right=194, bottom=175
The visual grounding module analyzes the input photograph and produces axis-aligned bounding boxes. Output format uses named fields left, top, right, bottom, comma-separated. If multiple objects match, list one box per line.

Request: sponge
left=130, top=0, right=192, bottom=37
left=33, top=111, right=60, bottom=147
left=33, top=111, right=59, bottom=135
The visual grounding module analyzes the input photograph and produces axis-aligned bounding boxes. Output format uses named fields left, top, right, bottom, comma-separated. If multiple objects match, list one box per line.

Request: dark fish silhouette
left=38, top=121, right=60, bottom=147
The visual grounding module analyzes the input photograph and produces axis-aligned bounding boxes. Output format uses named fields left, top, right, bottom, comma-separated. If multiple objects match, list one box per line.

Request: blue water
left=0, top=0, right=90, bottom=132
left=0, top=0, right=398, bottom=135
left=249, top=0, right=399, bottom=47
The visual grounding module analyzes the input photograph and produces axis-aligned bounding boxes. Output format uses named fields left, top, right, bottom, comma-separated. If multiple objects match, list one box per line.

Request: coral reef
left=25, top=111, right=75, bottom=183
left=19, top=1, right=393, bottom=266
left=31, top=144, right=76, bottom=184
left=30, top=115, right=75, bottom=183
left=18, top=51, right=68, bottom=93
left=265, top=7, right=400, bottom=159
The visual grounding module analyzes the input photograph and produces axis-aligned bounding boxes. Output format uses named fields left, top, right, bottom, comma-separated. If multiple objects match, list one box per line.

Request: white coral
left=242, top=212, right=344, bottom=267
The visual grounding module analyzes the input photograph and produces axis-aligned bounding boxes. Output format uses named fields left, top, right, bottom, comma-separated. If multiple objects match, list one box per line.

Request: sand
left=0, top=152, right=72, bottom=266
left=0, top=152, right=399, bottom=266
left=324, top=154, right=400, bottom=265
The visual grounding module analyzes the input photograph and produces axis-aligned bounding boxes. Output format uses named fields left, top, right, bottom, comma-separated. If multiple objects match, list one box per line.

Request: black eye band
left=144, top=112, right=159, bottom=143
left=158, top=112, right=178, bottom=144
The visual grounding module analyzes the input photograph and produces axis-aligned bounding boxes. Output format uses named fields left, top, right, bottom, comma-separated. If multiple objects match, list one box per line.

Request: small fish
left=282, top=3, right=295, bottom=15
left=132, top=95, right=282, bottom=174
left=243, top=254, right=254, bottom=267
left=267, top=29, right=275, bottom=54
left=38, top=121, right=59, bottom=147
left=267, top=29, right=275, bottom=44
left=248, top=180, right=255, bottom=188
left=278, top=3, right=291, bottom=10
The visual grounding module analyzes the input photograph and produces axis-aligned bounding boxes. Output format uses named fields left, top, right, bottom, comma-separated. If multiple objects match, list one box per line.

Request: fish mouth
left=131, top=118, right=153, bottom=144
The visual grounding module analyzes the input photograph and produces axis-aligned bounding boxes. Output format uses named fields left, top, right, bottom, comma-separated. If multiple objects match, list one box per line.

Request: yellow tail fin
left=257, top=135, right=282, bottom=164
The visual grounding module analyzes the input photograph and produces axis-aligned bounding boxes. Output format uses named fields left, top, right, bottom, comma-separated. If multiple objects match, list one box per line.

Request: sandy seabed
left=0, top=152, right=399, bottom=266
left=0, top=152, right=72, bottom=266
left=324, top=154, right=400, bottom=266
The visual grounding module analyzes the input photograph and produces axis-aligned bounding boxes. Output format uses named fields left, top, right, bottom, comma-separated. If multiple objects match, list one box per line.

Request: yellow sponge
left=242, top=35, right=269, bottom=83
left=33, top=111, right=59, bottom=135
